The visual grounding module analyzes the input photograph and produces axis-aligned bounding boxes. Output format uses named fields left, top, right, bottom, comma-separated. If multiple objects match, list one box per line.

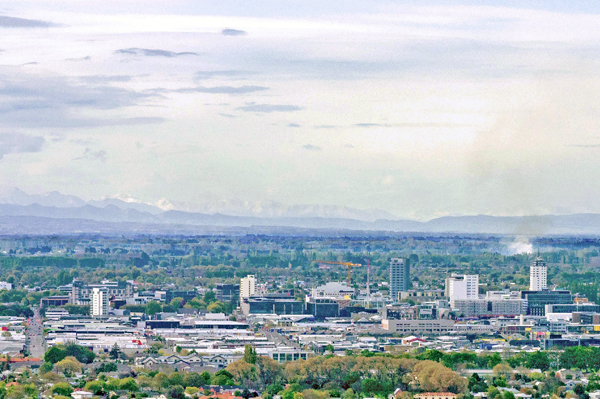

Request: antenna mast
left=366, top=259, right=371, bottom=308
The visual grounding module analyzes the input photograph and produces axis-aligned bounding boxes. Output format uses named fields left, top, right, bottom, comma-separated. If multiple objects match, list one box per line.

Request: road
left=26, top=307, right=46, bottom=359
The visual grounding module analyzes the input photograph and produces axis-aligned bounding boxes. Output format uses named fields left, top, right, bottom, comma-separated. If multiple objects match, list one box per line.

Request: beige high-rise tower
left=240, top=275, right=256, bottom=302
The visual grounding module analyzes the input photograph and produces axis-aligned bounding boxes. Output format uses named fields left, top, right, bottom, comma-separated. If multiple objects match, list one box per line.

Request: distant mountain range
left=0, top=188, right=397, bottom=221
left=1, top=188, right=600, bottom=235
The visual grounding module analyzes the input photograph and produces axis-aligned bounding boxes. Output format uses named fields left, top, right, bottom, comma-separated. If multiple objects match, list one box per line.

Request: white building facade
left=445, top=274, right=479, bottom=300
left=91, top=287, right=109, bottom=317
left=529, top=257, right=547, bottom=291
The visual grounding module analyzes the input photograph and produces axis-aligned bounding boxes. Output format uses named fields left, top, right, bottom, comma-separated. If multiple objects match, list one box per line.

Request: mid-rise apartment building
left=91, top=287, right=109, bottom=317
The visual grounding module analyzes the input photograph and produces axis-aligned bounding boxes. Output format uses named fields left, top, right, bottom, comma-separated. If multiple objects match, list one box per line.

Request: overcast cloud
left=1, top=1, right=600, bottom=219
left=0, top=15, right=58, bottom=28
left=0, top=133, right=44, bottom=159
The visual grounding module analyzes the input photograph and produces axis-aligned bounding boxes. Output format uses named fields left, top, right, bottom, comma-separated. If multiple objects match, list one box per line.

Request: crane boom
left=312, top=260, right=362, bottom=286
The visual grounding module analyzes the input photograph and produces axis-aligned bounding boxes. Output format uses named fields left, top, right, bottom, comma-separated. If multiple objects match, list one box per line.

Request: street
left=25, top=307, right=46, bottom=359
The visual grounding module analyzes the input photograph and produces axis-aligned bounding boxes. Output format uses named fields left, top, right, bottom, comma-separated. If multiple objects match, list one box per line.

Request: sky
left=1, top=1, right=600, bottom=220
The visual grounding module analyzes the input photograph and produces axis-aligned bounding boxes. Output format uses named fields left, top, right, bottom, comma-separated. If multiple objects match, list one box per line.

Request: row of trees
left=222, top=348, right=467, bottom=396
left=559, top=346, right=600, bottom=371
left=417, top=350, right=551, bottom=372
left=136, top=291, right=232, bottom=315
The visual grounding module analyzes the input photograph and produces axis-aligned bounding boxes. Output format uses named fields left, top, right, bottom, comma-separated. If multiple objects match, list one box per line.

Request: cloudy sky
left=1, top=1, right=600, bottom=220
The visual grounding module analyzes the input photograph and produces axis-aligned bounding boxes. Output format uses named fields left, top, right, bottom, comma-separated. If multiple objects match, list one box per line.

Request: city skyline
left=2, top=1, right=600, bottom=220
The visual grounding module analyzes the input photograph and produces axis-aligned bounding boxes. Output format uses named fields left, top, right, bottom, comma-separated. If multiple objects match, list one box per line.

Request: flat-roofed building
left=91, top=287, right=109, bottom=317
left=521, top=289, right=573, bottom=316
left=240, top=275, right=256, bottom=302
left=446, top=274, right=478, bottom=300
left=530, top=257, right=547, bottom=291
left=382, top=319, right=455, bottom=334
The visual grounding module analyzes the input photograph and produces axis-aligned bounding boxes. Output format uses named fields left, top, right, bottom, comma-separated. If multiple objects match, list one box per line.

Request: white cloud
left=0, top=3, right=600, bottom=219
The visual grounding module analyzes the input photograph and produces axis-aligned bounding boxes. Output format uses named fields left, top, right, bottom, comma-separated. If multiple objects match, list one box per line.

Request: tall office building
left=240, top=275, right=256, bottom=301
left=390, top=258, right=410, bottom=301
left=91, top=287, right=109, bottom=317
left=529, top=257, right=547, bottom=291
left=445, top=274, right=479, bottom=300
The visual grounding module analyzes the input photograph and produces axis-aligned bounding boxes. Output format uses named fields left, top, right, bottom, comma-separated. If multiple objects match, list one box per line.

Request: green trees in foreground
left=44, top=343, right=95, bottom=364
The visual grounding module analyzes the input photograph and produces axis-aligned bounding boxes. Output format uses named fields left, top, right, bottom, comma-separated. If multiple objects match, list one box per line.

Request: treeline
left=218, top=347, right=467, bottom=397
left=92, top=352, right=467, bottom=399
left=0, top=289, right=63, bottom=307
left=0, top=256, right=104, bottom=269
left=0, top=304, right=33, bottom=318
left=417, top=350, right=550, bottom=372
left=123, top=290, right=232, bottom=315
left=559, top=346, right=600, bottom=370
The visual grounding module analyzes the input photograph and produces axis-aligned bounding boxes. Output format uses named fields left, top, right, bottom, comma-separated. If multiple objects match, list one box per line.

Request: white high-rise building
left=91, top=287, right=109, bottom=317
left=240, top=275, right=256, bottom=301
left=390, top=258, right=410, bottom=301
left=445, top=274, right=479, bottom=300
left=529, top=257, right=547, bottom=291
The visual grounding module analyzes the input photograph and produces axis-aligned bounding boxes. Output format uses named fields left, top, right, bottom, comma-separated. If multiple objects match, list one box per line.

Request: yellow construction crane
left=312, top=260, right=362, bottom=286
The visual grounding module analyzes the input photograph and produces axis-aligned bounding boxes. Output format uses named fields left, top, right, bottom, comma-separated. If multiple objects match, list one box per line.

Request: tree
left=204, top=291, right=217, bottom=304
left=341, top=389, right=355, bottom=399
left=302, top=390, right=330, bottom=399
left=200, top=371, right=212, bottom=385
left=267, top=384, right=284, bottom=395
left=487, top=387, right=501, bottom=399
left=184, top=372, right=210, bottom=387
left=40, top=371, right=64, bottom=383
left=411, top=360, right=468, bottom=394
left=256, top=356, right=284, bottom=387
left=168, top=385, right=185, bottom=399
left=109, top=343, right=122, bottom=360
left=84, top=380, right=104, bottom=395
left=227, top=359, right=259, bottom=388
left=44, top=346, right=66, bottom=364
left=468, top=373, right=488, bottom=393
left=119, top=377, right=139, bottom=391
left=39, top=362, right=54, bottom=374
left=146, top=301, right=162, bottom=316
left=54, top=356, right=82, bottom=374
left=525, top=351, right=550, bottom=371
left=64, top=343, right=95, bottom=363
left=493, top=363, right=513, bottom=379
left=212, top=369, right=235, bottom=386
left=244, top=345, right=257, bottom=365
left=51, top=382, right=73, bottom=397
left=207, top=301, right=228, bottom=313
left=169, top=372, right=184, bottom=387
left=170, top=297, right=185, bottom=308
left=488, top=353, right=502, bottom=369
left=153, top=372, right=170, bottom=391
left=96, top=362, right=118, bottom=373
